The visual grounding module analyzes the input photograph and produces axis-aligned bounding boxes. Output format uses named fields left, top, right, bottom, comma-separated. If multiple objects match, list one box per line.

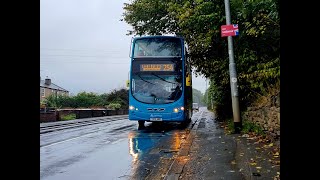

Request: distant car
left=192, top=103, right=199, bottom=111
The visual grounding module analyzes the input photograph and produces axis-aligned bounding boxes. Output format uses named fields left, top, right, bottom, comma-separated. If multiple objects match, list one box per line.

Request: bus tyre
left=186, top=111, right=191, bottom=123
left=181, top=121, right=187, bottom=127
left=138, top=120, right=145, bottom=130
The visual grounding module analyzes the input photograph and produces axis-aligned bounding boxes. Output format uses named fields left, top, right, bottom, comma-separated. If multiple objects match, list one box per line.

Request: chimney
left=45, top=78, right=51, bottom=85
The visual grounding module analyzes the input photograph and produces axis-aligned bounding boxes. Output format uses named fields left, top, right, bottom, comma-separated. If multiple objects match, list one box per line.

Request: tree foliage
left=44, top=88, right=129, bottom=109
left=192, top=88, right=205, bottom=106
left=123, top=0, right=279, bottom=119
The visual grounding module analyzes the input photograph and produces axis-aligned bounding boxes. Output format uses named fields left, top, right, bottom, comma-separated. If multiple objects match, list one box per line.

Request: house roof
left=40, top=80, right=69, bottom=92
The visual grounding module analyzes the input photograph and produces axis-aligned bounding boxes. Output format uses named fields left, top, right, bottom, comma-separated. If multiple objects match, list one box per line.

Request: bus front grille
left=147, top=108, right=165, bottom=112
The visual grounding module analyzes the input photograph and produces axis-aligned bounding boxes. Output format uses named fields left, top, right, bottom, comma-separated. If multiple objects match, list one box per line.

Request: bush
left=61, top=113, right=76, bottom=121
left=226, top=118, right=264, bottom=135
left=106, top=103, right=121, bottom=110
left=241, top=120, right=265, bottom=135
left=43, top=88, right=129, bottom=109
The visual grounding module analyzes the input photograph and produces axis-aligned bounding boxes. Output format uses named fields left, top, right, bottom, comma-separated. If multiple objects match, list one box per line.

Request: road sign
left=221, top=24, right=239, bottom=37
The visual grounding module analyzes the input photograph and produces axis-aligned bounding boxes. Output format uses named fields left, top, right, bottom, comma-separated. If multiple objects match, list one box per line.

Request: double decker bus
left=128, top=36, right=192, bottom=129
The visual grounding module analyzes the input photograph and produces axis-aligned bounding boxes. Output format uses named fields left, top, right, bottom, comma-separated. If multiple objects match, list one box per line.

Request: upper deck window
left=133, top=37, right=182, bottom=58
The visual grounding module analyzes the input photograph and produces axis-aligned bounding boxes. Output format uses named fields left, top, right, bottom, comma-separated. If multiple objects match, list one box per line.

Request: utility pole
left=224, top=0, right=242, bottom=133
left=206, top=79, right=208, bottom=109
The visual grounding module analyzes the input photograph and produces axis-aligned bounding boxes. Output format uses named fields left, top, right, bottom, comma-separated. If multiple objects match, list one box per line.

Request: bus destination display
left=140, top=64, right=174, bottom=71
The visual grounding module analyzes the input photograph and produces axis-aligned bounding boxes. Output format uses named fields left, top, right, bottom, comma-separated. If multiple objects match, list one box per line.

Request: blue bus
left=128, top=36, right=193, bottom=129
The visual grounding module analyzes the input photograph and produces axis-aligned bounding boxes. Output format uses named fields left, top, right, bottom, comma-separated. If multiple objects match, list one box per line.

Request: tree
left=44, top=88, right=129, bottom=109
left=105, top=88, right=129, bottom=109
left=192, top=88, right=204, bottom=106
left=122, top=0, right=279, bottom=119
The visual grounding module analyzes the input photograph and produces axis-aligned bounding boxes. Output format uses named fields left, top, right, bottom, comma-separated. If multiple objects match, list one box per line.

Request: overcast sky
left=40, top=0, right=208, bottom=95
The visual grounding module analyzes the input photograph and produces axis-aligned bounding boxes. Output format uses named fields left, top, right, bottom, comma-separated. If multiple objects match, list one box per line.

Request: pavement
left=169, top=109, right=280, bottom=180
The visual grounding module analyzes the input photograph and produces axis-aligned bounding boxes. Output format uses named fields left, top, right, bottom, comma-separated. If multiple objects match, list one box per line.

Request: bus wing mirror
left=186, top=75, right=191, bottom=86
left=126, top=80, right=130, bottom=88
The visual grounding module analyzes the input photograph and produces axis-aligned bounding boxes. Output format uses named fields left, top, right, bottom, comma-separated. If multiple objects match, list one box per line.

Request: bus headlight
left=180, top=107, right=184, bottom=111
left=129, top=106, right=135, bottom=110
left=173, top=108, right=179, bottom=113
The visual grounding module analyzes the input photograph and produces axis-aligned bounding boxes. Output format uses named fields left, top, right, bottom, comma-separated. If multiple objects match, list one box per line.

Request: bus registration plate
left=150, top=118, right=162, bottom=121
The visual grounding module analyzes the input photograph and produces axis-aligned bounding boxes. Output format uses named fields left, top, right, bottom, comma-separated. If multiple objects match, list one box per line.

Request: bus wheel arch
left=138, top=120, right=145, bottom=130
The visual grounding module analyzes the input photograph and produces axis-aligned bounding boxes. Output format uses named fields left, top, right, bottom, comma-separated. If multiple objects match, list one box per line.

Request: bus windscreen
left=133, top=38, right=182, bottom=57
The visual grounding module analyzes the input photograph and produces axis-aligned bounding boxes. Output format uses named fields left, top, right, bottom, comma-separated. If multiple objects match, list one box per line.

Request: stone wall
left=56, top=109, right=128, bottom=120
left=41, top=109, right=129, bottom=123
left=242, top=92, right=280, bottom=138
left=40, top=112, right=58, bottom=123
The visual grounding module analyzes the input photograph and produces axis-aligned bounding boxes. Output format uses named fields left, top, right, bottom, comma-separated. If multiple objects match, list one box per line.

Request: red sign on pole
left=221, top=24, right=239, bottom=37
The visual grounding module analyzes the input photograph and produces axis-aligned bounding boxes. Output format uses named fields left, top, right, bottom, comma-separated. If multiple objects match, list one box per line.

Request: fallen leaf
left=268, top=143, right=274, bottom=147
left=256, top=167, right=262, bottom=169
left=272, top=160, right=280, bottom=165
left=250, top=162, right=257, bottom=166
left=242, top=134, right=249, bottom=138
left=252, top=172, right=261, bottom=176
left=231, top=160, right=236, bottom=165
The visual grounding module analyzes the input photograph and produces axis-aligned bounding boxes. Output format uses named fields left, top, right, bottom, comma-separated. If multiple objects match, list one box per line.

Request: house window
left=41, top=88, right=45, bottom=97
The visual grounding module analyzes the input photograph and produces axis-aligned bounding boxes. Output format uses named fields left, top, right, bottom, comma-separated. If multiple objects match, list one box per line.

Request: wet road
left=40, top=109, right=205, bottom=180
